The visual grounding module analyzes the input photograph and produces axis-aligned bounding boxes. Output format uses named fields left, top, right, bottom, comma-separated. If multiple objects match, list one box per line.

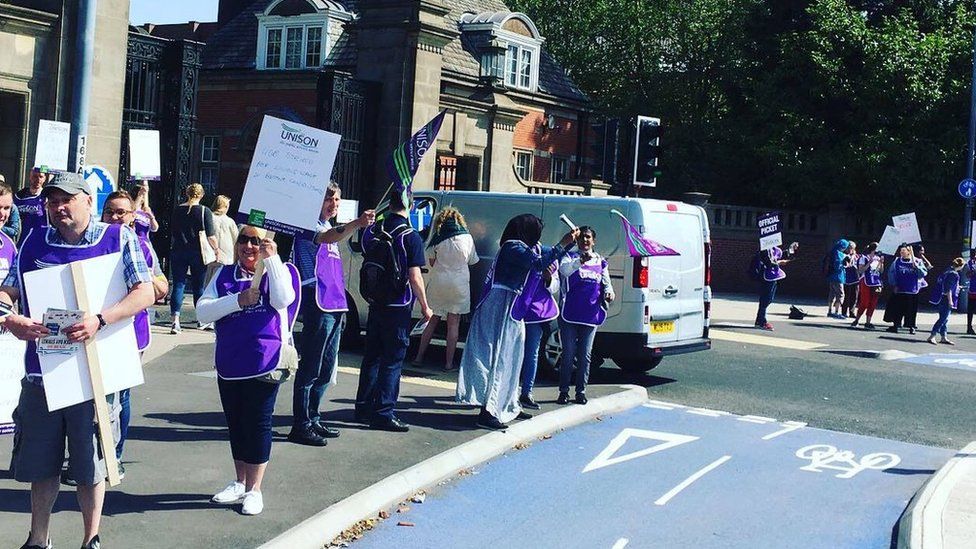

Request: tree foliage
left=508, top=0, right=976, bottom=218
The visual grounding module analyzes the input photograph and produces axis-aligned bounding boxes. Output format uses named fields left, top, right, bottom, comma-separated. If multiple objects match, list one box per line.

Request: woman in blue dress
left=456, top=214, right=577, bottom=430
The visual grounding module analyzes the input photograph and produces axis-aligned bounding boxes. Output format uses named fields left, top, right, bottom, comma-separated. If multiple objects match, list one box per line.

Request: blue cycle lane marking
left=900, top=353, right=976, bottom=373
left=355, top=401, right=953, bottom=549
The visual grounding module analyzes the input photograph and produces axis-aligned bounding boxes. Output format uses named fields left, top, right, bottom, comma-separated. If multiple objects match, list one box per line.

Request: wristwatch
left=95, top=314, right=107, bottom=331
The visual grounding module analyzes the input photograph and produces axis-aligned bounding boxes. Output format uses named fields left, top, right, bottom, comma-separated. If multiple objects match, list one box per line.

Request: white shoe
left=211, top=481, right=245, bottom=504
left=199, top=322, right=214, bottom=331
left=170, top=320, right=182, bottom=334
left=241, top=490, right=264, bottom=515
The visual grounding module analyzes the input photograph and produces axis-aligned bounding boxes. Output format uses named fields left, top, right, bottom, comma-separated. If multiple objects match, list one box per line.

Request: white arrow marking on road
left=654, top=455, right=732, bottom=506
left=582, top=428, right=699, bottom=473
left=762, top=421, right=807, bottom=441
left=611, top=539, right=629, bottom=549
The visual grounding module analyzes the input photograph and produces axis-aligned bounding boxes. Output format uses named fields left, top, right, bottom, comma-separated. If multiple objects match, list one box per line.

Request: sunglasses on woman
left=236, top=234, right=263, bottom=246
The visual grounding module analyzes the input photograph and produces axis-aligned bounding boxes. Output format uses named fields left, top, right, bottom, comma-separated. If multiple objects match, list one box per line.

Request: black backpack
left=359, top=223, right=412, bottom=306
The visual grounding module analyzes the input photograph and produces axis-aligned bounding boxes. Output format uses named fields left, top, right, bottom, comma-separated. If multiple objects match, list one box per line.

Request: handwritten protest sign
left=235, top=116, right=341, bottom=237
left=34, top=120, right=71, bottom=173
left=128, top=129, right=161, bottom=180
left=757, top=212, right=783, bottom=251
left=337, top=199, right=359, bottom=224
left=878, top=226, right=903, bottom=255
left=24, top=252, right=143, bottom=411
left=892, top=213, right=922, bottom=244
left=0, top=332, right=26, bottom=435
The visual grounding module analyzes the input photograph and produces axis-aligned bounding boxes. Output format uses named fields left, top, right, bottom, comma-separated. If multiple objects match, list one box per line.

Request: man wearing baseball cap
left=0, top=171, right=155, bottom=549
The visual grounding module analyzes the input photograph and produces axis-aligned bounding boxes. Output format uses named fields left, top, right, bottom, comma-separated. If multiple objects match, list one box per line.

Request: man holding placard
left=0, top=172, right=154, bottom=549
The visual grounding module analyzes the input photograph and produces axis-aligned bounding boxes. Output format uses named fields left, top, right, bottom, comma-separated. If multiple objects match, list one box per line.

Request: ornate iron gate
left=317, top=71, right=378, bottom=203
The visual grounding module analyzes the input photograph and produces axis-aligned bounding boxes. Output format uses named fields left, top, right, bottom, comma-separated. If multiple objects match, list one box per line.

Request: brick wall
left=513, top=111, right=585, bottom=183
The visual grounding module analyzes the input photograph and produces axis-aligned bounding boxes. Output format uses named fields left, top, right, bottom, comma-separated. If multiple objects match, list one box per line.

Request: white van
left=341, top=192, right=711, bottom=373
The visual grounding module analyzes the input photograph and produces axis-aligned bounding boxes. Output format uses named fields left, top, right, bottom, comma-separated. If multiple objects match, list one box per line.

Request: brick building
left=194, top=0, right=604, bottom=210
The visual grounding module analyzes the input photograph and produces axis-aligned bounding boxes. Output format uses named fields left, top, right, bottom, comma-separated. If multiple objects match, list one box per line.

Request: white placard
left=972, top=221, right=976, bottom=250
left=34, top=119, right=71, bottom=173
left=237, top=116, right=341, bottom=236
left=892, top=213, right=922, bottom=244
left=0, top=332, right=26, bottom=435
left=128, top=129, right=161, bottom=180
left=759, top=233, right=783, bottom=252
left=878, top=226, right=903, bottom=255
left=23, top=252, right=143, bottom=411
left=336, top=199, right=359, bottom=224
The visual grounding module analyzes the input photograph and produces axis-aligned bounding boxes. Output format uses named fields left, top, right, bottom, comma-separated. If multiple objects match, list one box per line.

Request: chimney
left=218, top=0, right=253, bottom=27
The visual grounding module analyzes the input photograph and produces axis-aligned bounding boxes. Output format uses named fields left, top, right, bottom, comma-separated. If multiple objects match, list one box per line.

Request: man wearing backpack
left=355, top=190, right=432, bottom=432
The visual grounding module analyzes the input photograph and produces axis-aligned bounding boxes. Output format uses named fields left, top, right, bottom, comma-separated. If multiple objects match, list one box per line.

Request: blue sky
left=129, top=0, right=219, bottom=25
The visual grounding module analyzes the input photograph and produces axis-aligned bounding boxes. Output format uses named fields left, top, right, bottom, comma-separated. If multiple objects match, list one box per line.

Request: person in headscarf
left=414, top=207, right=479, bottom=371
left=456, top=214, right=577, bottom=431
left=826, top=238, right=850, bottom=319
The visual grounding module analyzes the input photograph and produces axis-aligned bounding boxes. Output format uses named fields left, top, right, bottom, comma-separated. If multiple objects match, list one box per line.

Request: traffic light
left=633, top=116, right=661, bottom=187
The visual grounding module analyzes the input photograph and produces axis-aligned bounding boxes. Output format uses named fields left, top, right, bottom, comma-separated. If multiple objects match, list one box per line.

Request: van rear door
left=638, top=202, right=706, bottom=344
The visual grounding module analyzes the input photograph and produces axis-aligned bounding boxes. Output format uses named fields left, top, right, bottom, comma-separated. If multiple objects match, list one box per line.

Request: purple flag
left=611, top=209, right=680, bottom=257
left=388, top=111, right=446, bottom=202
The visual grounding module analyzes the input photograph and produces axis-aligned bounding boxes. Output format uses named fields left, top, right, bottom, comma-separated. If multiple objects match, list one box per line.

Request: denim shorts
left=11, top=379, right=120, bottom=485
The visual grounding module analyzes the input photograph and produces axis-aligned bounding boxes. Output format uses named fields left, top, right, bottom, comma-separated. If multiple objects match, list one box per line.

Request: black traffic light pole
left=964, top=16, right=976, bottom=255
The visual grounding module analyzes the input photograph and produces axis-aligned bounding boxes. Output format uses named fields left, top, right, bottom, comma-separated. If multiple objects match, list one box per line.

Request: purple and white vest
left=315, top=237, right=348, bottom=312
left=0, top=231, right=16, bottom=282
left=18, top=223, right=124, bottom=375
left=892, top=258, right=921, bottom=295
left=212, top=262, right=300, bottom=380
left=133, top=236, right=156, bottom=351
left=478, top=241, right=558, bottom=323
left=14, top=192, right=46, bottom=242
left=133, top=210, right=153, bottom=242
left=860, top=255, right=883, bottom=287
left=561, top=254, right=609, bottom=327
left=763, top=247, right=786, bottom=282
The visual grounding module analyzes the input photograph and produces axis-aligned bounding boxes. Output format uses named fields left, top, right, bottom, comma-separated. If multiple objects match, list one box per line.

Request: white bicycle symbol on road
left=934, top=358, right=976, bottom=368
left=795, top=444, right=901, bottom=479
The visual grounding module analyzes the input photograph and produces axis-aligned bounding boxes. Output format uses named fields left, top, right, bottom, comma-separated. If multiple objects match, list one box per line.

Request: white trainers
left=211, top=481, right=245, bottom=504
left=241, top=490, right=264, bottom=515
left=170, top=319, right=182, bottom=334
left=199, top=322, right=214, bottom=331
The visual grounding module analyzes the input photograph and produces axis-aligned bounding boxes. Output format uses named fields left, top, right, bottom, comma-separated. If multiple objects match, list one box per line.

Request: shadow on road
left=0, top=488, right=213, bottom=516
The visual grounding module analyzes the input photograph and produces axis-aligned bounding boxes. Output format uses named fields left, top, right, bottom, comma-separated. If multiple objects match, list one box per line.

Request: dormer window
left=459, top=11, right=544, bottom=92
left=256, top=0, right=353, bottom=70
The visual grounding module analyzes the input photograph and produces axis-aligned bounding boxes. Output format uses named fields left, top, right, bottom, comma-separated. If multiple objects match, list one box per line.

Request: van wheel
left=538, top=323, right=561, bottom=381
left=614, top=356, right=663, bottom=373
left=341, top=295, right=363, bottom=350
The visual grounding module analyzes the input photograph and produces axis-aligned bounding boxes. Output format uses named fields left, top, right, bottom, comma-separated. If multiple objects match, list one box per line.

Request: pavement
left=0, top=294, right=973, bottom=547
left=354, top=400, right=953, bottom=548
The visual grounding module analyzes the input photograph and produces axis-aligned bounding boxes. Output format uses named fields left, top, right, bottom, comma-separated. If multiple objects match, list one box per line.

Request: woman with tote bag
left=169, top=183, right=220, bottom=332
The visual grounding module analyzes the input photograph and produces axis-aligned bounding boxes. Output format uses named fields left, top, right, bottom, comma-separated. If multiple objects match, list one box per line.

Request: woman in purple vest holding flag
left=885, top=243, right=927, bottom=334
left=196, top=225, right=300, bottom=516
left=556, top=226, right=614, bottom=405
left=457, top=214, right=577, bottom=430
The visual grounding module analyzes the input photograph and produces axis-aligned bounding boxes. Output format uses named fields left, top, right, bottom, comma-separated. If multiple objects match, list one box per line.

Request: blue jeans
left=559, top=319, right=597, bottom=395
left=293, top=287, right=345, bottom=430
left=115, top=388, right=130, bottom=460
left=217, top=377, right=280, bottom=465
left=169, top=246, right=207, bottom=317
left=520, top=322, right=545, bottom=398
left=756, top=280, right=778, bottom=325
left=355, top=306, right=411, bottom=420
left=931, top=299, right=953, bottom=338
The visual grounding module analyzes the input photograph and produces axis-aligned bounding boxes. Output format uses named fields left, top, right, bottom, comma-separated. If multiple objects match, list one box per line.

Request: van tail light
left=704, top=242, right=712, bottom=286
left=633, top=257, right=649, bottom=288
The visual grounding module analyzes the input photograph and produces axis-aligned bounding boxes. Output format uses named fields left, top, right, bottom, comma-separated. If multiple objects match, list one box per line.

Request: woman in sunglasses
left=196, top=226, right=300, bottom=516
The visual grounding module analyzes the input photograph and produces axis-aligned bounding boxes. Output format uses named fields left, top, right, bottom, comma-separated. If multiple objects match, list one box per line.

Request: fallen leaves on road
left=411, top=491, right=427, bottom=503
left=541, top=434, right=553, bottom=440
left=398, top=505, right=411, bottom=513
left=457, top=468, right=475, bottom=476
left=514, top=442, right=531, bottom=450
left=378, top=510, right=390, bottom=519
left=398, top=521, right=416, bottom=527
left=328, top=517, right=379, bottom=547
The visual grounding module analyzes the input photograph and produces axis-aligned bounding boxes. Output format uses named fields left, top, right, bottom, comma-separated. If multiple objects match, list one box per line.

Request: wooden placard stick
left=70, top=262, right=121, bottom=487
left=249, top=230, right=277, bottom=288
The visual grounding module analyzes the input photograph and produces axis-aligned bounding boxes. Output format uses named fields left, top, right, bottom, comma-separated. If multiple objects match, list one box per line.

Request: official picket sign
left=23, top=252, right=143, bottom=411
left=128, top=129, right=162, bottom=180
left=757, top=211, right=782, bottom=251
left=892, top=212, right=922, bottom=244
left=878, top=226, right=902, bottom=255
left=235, top=116, right=341, bottom=237
left=34, top=119, right=71, bottom=173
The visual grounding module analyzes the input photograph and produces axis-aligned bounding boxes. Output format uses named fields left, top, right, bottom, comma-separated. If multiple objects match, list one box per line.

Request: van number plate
left=651, top=321, right=675, bottom=334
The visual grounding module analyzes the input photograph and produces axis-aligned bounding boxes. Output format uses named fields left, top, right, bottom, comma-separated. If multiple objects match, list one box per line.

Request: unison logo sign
left=280, top=123, right=319, bottom=149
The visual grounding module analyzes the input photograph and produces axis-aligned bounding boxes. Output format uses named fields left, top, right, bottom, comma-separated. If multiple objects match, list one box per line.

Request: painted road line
left=762, top=421, right=807, bottom=441
left=643, top=399, right=685, bottom=410
left=611, top=539, right=629, bottom=549
left=336, top=366, right=455, bottom=390
left=738, top=415, right=777, bottom=424
left=686, top=407, right=731, bottom=417
left=710, top=329, right=826, bottom=351
left=900, top=353, right=976, bottom=373
left=654, top=455, right=733, bottom=506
